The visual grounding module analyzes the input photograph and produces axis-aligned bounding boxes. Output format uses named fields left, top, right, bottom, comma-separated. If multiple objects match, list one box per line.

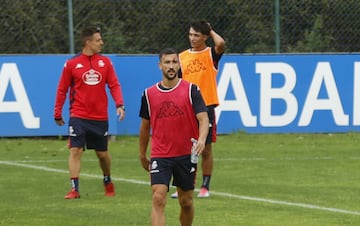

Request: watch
left=118, top=105, right=125, bottom=111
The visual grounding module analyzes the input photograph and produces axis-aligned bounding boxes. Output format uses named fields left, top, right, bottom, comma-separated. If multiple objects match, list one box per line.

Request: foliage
left=1, top=0, right=360, bottom=53
left=290, top=15, right=334, bottom=52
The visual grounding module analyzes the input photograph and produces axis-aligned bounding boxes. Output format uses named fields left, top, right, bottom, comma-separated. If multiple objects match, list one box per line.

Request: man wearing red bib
left=139, top=48, right=209, bottom=226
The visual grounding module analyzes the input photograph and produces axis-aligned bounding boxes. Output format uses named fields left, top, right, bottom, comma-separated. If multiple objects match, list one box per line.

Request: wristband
left=117, top=105, right=125, bottom=111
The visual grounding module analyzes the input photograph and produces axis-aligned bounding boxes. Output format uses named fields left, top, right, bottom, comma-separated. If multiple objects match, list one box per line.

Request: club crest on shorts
left=150, top=160, right=159, bottom=173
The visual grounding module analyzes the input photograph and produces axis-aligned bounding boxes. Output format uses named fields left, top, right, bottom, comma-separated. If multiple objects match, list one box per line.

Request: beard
left=164, top=69, right=178, bottom=80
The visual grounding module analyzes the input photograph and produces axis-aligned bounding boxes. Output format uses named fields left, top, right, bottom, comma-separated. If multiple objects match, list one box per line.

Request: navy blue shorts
left=68, top=117, right=109, bottom=151
left=150, top=156, right=197, bottom=191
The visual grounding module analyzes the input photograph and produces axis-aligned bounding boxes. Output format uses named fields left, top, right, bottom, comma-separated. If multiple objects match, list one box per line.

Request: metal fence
left=1, top=0, right=360, bottom=54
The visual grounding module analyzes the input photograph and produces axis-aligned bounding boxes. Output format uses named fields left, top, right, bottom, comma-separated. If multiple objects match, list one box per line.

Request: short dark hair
left=81, top=26, right=101, bottom=46
left=159, top=48, right=178, bottom=60
left=189, top=20, right=211, bottom=36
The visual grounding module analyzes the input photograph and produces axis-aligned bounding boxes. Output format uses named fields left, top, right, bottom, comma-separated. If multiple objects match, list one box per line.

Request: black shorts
left=68, top=117, right=109, bottom=151
left=150, top=156, right=197, bottom=191
left=207, top=106, right=217, bottom=144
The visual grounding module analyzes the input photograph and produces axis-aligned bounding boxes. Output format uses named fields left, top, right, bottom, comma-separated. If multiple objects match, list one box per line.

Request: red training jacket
left=54, top=53, right=124, bottom=120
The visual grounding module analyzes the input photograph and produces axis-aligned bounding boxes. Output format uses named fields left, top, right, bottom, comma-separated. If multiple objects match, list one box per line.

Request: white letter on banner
left=215, top=63, right=256, bottom=127
left=299, top=62, right=348, bottom=126
left=256, top=62, right=298, bottom=126
left=353, top=62, right=360, bottom=125
left=0, top=63, right=40, bottom=128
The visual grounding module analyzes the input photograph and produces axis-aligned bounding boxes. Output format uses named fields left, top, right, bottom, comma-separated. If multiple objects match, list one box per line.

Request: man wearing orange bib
left=174, top=20, right=225, bottom=198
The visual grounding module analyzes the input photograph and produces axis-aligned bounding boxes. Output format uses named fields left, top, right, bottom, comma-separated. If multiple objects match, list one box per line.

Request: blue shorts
left=150, top=156, right=197, bottom=191
left=68, top=117, right=109, bottom=151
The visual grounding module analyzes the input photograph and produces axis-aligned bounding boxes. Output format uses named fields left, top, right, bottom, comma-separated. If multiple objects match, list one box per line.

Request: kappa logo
left=157, top=101, right=184, bottom=118
left=75, top=63, right=84, bottom=69
left=183, top=59, right=207, bottom=75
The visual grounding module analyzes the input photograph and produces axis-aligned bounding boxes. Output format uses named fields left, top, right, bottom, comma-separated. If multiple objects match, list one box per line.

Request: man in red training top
left=54, top=26, right=125, bottom=199
left=139, top=48, right=209, bottom=226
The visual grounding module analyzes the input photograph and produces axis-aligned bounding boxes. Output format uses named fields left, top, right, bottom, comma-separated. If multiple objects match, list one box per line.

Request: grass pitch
left=0, top=133, right=360, bottom=225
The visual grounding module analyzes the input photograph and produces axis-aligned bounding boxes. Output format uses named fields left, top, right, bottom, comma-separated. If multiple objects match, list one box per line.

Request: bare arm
left=208, top=23, right=226, bottom=55
left=139, top=118, right=151, bottom=171
left=194, top=111, right=209, bottom=155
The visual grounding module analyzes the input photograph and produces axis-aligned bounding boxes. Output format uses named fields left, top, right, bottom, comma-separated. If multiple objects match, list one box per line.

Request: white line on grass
left=215, top=156, right=360, bottom=161
left=0, top=160, right=149, bottom=186
left=1, top=160, right=360, bottom=216
left=210, top=191, right=360, bottom=216
left=8, top=156, right=360, bottom=163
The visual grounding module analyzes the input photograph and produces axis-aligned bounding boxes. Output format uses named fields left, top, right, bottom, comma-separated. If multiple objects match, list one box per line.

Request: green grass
left=1, top=133, right=360, bottom=225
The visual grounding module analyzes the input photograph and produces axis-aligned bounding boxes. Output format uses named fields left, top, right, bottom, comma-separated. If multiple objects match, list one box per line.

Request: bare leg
left=95, top=150, right=111, bottom=175
left=151, top=184, right=168, bottom=226
left=201, top=144, right=213, bottom=179
left=177, top=188, right=194, bottom=226
left=68, top=147, right=84, bottom=178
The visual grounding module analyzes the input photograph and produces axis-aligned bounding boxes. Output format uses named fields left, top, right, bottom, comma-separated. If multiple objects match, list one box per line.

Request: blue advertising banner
left=0, top=54, right=359, bottom=136
left=216, top=54, right=360, bottom=133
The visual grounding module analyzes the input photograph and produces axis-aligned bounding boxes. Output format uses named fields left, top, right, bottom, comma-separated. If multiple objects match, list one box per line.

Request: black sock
left=201, top=175, right=211, bottom=190
left=71, top=177, right=79, bottom=192
left=103, top=175, right=111, bottom=184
